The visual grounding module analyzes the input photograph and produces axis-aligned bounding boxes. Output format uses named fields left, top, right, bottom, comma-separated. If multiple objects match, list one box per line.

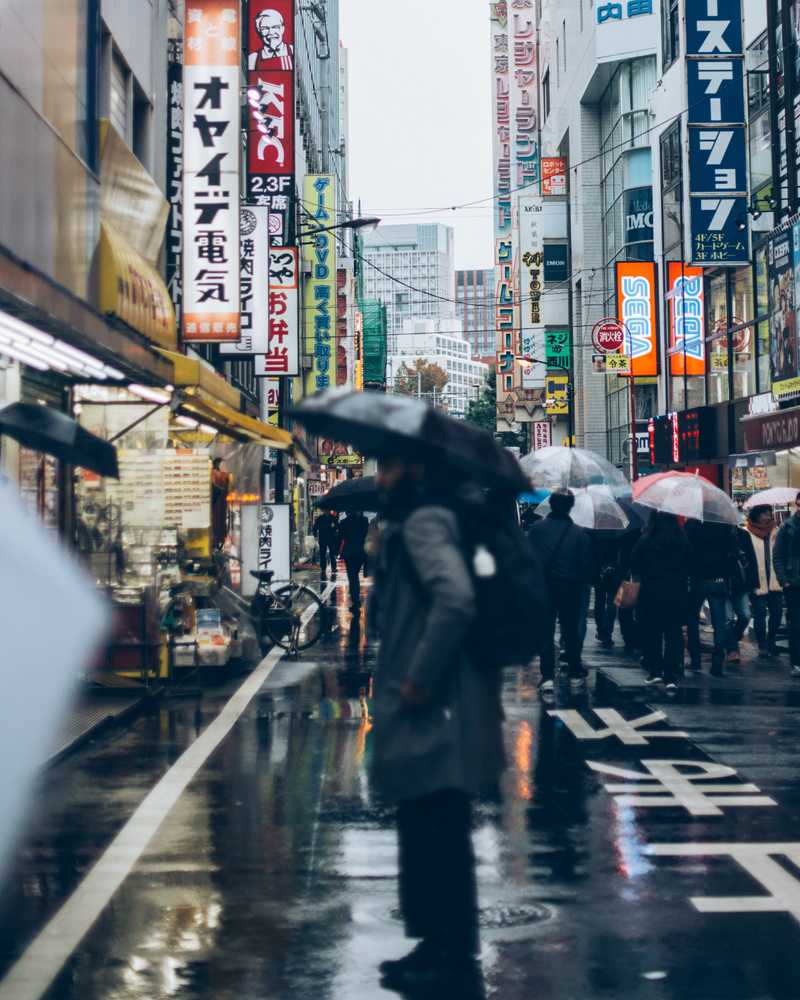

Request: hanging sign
left=668, top=262, right=706, bottom=375
left=686, top=0, right=749, bottom=265
left=592, top=317, right=625, bottom=354
left=303, top=176, right=337, bottom=393
left=166, top=39, right=183, bottom=329
left=541, top=157, right=567, bottom=196
left=220, top=207, right=270, bottom=357
left=615, top=261, right=658, bottom=376
left=182, top=0, right=240, bottom=342
left=255, top=247, right=300, bottom=376
left=532, top=421, right=552, bottom=449
left=245, top=0, right=296, bottom=244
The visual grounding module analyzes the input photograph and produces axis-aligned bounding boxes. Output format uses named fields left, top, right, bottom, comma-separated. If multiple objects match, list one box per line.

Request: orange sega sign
left=668, top=262, right=706, bottom=376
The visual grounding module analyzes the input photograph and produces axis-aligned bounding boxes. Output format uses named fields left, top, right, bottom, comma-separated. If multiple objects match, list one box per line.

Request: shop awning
left=158, top=350, right=292, bottom=449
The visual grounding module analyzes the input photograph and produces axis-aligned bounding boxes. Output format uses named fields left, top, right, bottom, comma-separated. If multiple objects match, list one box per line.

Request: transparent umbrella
left=742, top=487, right=798, bottom=510
left=536, top=485, right=630, bottom=531
left=520, top=446, right=631, bottom=498
left=633, top=471, right=738, bottom=525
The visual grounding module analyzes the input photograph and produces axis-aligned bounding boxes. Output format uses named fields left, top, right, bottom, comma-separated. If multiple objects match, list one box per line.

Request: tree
left=465, top=370, right=525, bottom=450
left=394, top=358, right=449, bottom=402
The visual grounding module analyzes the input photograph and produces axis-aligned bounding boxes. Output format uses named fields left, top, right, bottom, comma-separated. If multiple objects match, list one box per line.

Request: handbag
left=615, top=579, right=640, bottom=610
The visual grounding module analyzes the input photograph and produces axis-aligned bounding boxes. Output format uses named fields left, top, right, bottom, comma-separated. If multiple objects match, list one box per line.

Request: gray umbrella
left=291, top=389, right=527, bottom=493
left=0, top=403, right=119, bottom=478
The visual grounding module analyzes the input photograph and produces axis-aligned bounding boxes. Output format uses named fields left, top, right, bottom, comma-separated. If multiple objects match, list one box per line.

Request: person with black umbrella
left=313, top=508, right=340, bottom=581
left=338, top=509, right=369, bottom=612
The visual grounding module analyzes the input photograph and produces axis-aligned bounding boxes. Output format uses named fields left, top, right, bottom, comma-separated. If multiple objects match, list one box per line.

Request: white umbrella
left=521, top=446, right=631, bottom=498
left=536, top=485, right=630, bottom=531
left=633, top=471, right=738, bottom=525
left=743, top=487, right=798, bottom=510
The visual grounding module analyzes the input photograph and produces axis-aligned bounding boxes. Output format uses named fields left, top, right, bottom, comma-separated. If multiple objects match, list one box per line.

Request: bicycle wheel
left=262, top=583, right=326, bottom=651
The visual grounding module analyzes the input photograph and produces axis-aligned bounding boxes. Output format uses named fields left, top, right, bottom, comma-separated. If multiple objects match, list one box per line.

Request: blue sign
left=687, top=57, right=745, bottom=124
left=689, top=196, right=749, bottom=264
left=596, top=0, right=652, bottom=23
left=543, top=244, right=568, bottom=283
left=688, top=127, right=748, bottom=194
left=685, top=0, right=743, bottom=57
left=624, top=186, right=654, bottom=243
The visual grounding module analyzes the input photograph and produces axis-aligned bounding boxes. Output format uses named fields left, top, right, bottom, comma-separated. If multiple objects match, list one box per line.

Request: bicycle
left=248, top=569, right=327, bottom=656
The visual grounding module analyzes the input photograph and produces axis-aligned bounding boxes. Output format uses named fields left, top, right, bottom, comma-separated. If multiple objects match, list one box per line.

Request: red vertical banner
left=615, top=261, right=658, bottom=377
left=668, top=262, right=706, bottom=376
left=245, top=0, right=296, bottom=245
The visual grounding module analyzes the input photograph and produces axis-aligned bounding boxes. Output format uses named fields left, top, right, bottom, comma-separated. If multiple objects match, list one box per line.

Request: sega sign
left=616, top=261, right=658, bottom=377
left=668, top=262, right=706, bottom=376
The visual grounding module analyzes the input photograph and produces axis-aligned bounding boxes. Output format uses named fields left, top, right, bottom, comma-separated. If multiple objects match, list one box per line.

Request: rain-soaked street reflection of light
left=514, top=720, right=533, bottom=802
left=611, top=799, right=654, bottom=884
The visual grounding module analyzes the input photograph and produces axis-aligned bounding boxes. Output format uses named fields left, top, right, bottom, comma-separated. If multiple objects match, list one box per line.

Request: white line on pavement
left=0, top=583, right=334, bottom=1000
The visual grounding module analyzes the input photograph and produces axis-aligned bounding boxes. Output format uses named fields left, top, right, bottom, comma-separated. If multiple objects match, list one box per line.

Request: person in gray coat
left=371, top=456, right=504, bottom=998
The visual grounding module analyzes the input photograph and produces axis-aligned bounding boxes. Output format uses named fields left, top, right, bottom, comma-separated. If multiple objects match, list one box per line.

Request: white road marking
left=0, top=584, right=333, bottom=1000
left=646, top=843, right=800, bottom=923
left=549, top=708, right=689, bottom=745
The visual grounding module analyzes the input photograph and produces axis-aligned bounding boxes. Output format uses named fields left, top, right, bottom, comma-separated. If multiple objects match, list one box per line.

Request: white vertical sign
left=221, top=207, right=270, bottom=356
left=255, top=247, right=300, bottom=376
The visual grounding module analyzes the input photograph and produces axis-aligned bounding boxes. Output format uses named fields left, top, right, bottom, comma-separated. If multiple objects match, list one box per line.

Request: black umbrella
left=291, top=389, right=527, bottom=493
left=0, top=403, right=119, bottom=478
left=316, top=475, right=380, bottom=512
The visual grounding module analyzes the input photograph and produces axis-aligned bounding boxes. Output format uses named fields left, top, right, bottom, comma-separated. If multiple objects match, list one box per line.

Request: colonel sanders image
left=249, top=9, right=294, bottom=71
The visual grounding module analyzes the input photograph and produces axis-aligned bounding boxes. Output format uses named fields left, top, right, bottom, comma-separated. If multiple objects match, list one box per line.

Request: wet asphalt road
left=2, top=581, right=800, bottom=999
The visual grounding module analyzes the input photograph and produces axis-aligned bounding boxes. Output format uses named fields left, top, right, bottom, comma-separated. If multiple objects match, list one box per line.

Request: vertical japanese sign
left=491, top=3, right=517, bottom=406
left=541, top=157, right=567, bottom=196
left=511, top=0, right=538, bottom=191
left=668, top=263, right=706, bottom=376
left=303, top=176, right=337, bottom=394
left=258, top=503, right=290, bottom=580
left=545, top=329, right=571, bottom=370
left=686, top=0, right=749, bottom=265
left=532, top=420, right=552, bottom=449
left=769, top=230, right=798, bottom=390
left=183, top=0, right=240, bottom=342
left=519, top=196, right=544, bottom=386
left=616, top=261, right=658, bottom=377
left=220, top=206, right=270, bottom=357
left=166, top=39, right=183, bottom=329
left=245, top=0, right=296, bottom=245
left=255, top=246, right=299, bottom=375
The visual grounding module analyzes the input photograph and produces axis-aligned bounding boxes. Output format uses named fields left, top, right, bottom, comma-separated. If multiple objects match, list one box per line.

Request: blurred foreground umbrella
left=521, top=446, right=630, bottom=498
left=633, top=471, right=738, bottom=525
left=317, top=475, right=380, bottom=512
left=291, top=389, right=528, bottom=492
left=743, top=487, right=798, bottom=510
left=0, top=402, right=119, bottom=478
left=536, top=484, right=630, bottom=531
left=0, top=479, right=108, bottom=873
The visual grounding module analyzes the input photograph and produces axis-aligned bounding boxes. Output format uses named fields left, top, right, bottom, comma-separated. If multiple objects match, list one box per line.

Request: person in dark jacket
left=528, top=488, right=593, bottom=694
left=370, top=457, right=502, bottom=998
left=726, top=522, right=760, bottom=662
left=743, top=504, right=783, bottom=657
left=631, top=513, right=691, bottom=689
left=773, top=492, right=800, bottom=676
left=338, top=510, right=370, bottom=611
left=685, top=520, right=739, bottom=676
left=313, top=509, right=339, bottom=580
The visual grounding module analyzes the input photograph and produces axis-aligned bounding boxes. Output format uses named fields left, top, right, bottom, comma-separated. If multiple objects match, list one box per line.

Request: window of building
left=660, top=121, right=683, bottom=259
left=562, top=19, right=567, bottom=71
left=661, top=0, right=680, bottom=72
left=748, top=33, right=772, bottom=204
left=110, top=48, right=130, bottom=142
left=556, top=40, right=560, bottom=86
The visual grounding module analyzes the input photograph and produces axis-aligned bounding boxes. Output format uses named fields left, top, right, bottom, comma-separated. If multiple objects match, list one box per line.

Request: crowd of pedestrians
left=525, top=489, right=800, bottom=692
left=313, top=507, right=370, bottom=612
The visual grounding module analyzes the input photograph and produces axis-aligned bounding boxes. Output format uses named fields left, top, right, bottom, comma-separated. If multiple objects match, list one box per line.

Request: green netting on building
left=361, top=299, right=387, bottom=388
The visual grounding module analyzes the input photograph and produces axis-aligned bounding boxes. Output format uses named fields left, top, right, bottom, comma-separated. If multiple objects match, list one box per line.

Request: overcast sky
left=340, top=0, right=494, bottom=272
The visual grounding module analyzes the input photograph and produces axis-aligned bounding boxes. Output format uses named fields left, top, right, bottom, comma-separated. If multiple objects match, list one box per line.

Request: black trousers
left=319, top=539, right=338, bottom=577
left=785, top=588, right=800, bottom=666
left=540, top=578, right=583, bottom=679
left=594, top=579, right=615, bottom=640
left=396, top=789, right=479, bottom=957
left=345, top=556, right=364, bottom=607
left=751, top=592, right=783, bottom=650
left=638, top=601, right=684, bottom=683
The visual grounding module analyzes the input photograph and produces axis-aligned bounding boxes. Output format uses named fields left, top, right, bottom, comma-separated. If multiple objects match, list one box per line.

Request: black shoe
left=600, top=638, right=614, bottom=650
left=559, top=650, right=569, bottom=663
left=383, top=955, right=485, bottom=998
left=379, top=940, right=441, bottom=980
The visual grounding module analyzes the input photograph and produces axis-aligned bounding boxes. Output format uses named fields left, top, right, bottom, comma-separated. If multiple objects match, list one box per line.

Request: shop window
left=707, top=273, right=729, bottom=404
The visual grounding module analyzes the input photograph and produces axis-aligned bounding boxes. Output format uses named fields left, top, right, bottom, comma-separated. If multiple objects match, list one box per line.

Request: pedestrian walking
left=370, top=457, right=502, bottom=998
left=528, top=488, right=593, bottom=695
left=742, top=504, right=783, bottom=658
left=685, top=520, right=740, bottom=676
left=338, top=509, right=369, bottom=611
left=773, top=492, right=800, bottom=677
left=631, top=513, right=691, bottom=690
left=726, top=523, right=759, bottom=664
left=592, top=533, right=621, bottom=648
left=313, top=508, right=340, bottom=581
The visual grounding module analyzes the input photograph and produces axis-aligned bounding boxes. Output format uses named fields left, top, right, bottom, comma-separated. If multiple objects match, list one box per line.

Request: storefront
left=738, top=403, right=800, bottom=503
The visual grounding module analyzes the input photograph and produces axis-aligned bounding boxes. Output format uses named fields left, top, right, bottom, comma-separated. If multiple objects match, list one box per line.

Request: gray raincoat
left=370, top=504, right=506, bottom=805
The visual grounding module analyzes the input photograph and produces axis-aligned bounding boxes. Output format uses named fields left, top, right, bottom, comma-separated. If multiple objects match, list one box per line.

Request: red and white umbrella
left=633, top=471, right=738, bottom=525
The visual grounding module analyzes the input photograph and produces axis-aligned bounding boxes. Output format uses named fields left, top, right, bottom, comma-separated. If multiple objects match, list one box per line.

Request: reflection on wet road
left=1, top=579, right=800, bottom=998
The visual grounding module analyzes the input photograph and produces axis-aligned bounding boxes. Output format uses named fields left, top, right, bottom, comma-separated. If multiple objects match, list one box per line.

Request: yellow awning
left=158, top=349, right=292, bottom=449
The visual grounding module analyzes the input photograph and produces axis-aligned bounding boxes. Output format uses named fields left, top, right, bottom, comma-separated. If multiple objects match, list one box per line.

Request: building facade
left=387, top=318, right=488, bottom=419
left=456, top=269, right=496, bottom=363
left=361, top=224, right=455, bottom=344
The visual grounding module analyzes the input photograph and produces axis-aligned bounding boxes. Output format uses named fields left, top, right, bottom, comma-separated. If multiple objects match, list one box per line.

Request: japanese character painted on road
left=548, top=708, right=689, bottom=746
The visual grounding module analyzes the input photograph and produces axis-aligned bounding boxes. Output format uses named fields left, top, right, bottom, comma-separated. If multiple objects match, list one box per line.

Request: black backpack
left=458, top=495, right=550, bottom=671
